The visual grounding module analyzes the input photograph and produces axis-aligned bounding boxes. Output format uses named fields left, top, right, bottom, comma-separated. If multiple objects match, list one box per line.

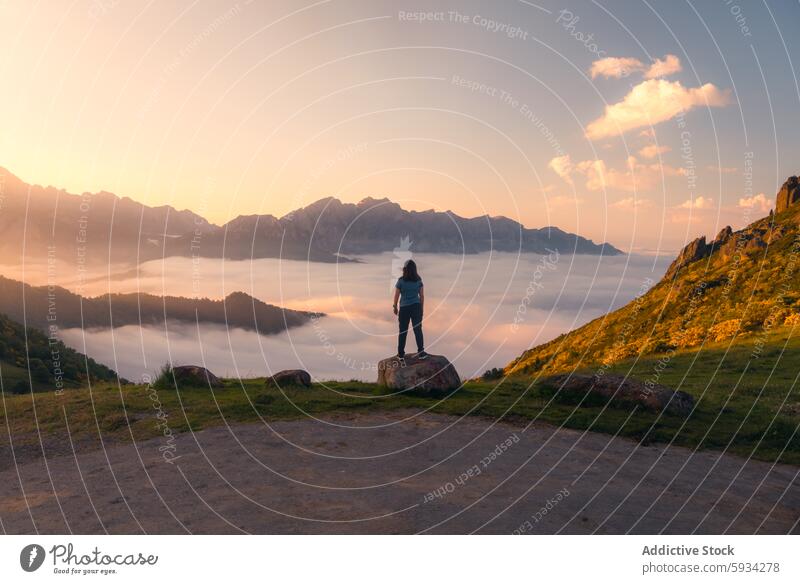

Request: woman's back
left=396, top=277, right=423, bottom=307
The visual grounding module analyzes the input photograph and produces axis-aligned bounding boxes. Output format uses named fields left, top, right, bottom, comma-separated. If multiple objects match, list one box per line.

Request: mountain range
left=0, top=167, right=620, bottom=264
left=0, top=167, right=214, bottom=265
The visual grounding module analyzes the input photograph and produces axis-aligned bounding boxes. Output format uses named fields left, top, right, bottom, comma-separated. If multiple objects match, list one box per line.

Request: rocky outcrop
left=776, top=176, right=800, bottom=213
left=665, top=236, right=710, bottom=279
left=266, top=369, right=312, bottom=388
left=543, top=374, right=694, bottom=416
left=377, top=354, right=461, bottom=393
left=663, top=173, right=800, bottom=278
left=665, top=224, right=744, bottom=278
left=710, top=226, right=732, bottom=250
left=171, top=365, right=224, bottom=388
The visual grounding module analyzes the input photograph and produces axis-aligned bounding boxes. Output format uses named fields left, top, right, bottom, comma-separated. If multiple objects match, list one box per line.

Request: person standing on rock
left=393, top=259, right=428, bottom=361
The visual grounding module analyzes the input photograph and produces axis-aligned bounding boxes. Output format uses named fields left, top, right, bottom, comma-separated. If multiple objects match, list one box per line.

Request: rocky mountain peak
left=776, top=176, right=800, bottom=213
left=665, top=174, right=800, bottom=279
left=665, top=235, right=709, bottom=279
left=357, top=196, right=391, bottom=207
left=713, top=226, right=733, bottom=245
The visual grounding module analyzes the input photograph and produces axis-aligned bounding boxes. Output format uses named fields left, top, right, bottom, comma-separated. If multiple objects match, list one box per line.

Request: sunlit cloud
left=548, top=155, right=574, bottom=185
left=611, top=197, right=652, bottom=210
left=589, top=54, right=681, bottom=80
left=644, top=54, right=682, bottom=79
left=575, top=158, right=638, bottom=191
left=738, top=193, right=770, bottom=212
left=638, top=144, right=671, bottom=159
left=547, top=194, right=585, bottom=207
left=678, top=196, right=715, bottom=209
left=550, top=154, right=685, bottom=192
left=590, top=56, right=644, bottom=79
left=586, top=79, right=731, bottom=140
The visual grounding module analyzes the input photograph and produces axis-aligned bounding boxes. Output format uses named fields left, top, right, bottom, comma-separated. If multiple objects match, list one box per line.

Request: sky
left=1, top=0, right=799, bottom=253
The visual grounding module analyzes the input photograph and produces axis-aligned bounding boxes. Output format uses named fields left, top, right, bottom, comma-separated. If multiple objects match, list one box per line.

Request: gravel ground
left=1, top=410, right=798, bottom=534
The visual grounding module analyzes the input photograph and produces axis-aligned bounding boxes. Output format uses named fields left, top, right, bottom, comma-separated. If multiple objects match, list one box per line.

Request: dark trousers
left=398, top=303, right=424, bottom=356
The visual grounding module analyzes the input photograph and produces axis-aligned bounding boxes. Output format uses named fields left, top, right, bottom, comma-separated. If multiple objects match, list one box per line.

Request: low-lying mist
left=41, top=251, right=669, bottom=382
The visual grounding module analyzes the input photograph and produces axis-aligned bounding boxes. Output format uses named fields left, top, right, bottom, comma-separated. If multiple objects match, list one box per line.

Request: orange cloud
left=738, top=193, right=770, bottom=212
left=548, top=155, right=574, bottom=185
left=590, top=56, right=644, bottom=79
left=644, top=54, right=682, bottom=78
left=547, top=194, right=585, bottom=207
left=611, top=197, right=652, bottom=210
left=550, top=154, right=685, bottom=192
left=590, top=54, right=681, bottom=80
left=638, top=144, right=671, bottom=159
left=678, top=196, right=715, bottom=210
left=586, top=79, right=731, bottom=140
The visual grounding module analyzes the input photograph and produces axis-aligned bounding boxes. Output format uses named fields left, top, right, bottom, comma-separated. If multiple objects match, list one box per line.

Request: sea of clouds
left=7, top=251, right=671, bottom=382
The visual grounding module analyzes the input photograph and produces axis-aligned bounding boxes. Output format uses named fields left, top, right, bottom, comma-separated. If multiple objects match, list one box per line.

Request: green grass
left=0, top=360, right=33, bottom=387
left=600, top=329, right=800, bottom=464
left=0, top=359, right=78, bottom=393
left=2, top=329, right=799, bottom=465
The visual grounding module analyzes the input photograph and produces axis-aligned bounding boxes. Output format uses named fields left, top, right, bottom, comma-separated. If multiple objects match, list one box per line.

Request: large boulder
left=776, top=176, right=800, bottom=213
left=266, top=369, right=312, bottom=388
left=377, top=354, right=461, bottom=393
left=543, top=373, right=694, bottom=416
left=170, top=365, right=224, bottom=388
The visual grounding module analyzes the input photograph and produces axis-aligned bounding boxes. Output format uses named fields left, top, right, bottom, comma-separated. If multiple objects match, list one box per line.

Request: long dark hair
left=402, top=259, right=421, bottom=282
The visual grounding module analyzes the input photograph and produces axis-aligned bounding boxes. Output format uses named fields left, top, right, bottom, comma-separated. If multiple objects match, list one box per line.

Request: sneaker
left=417, top=351, right=429, bottom=360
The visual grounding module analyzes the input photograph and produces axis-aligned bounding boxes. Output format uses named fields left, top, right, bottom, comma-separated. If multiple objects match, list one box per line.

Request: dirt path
left=1, top=410, right=798, bottom=534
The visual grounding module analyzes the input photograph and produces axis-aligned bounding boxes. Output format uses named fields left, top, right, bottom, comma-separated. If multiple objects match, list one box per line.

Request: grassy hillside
left=2, top=327, right=798, bottom=465
left=0, top=312, right=118, bottom=393
left=507, top=201, right=800, bottom=376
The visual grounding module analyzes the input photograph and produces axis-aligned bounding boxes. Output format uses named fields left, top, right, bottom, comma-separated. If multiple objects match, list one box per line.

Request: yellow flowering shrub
left=602, top=342, right=637, bottom=364
left=669, top=325, right=705, bottom=348
left=708, top=319, right=741, bottom=342
left=784, top=312, right=800, bottom=327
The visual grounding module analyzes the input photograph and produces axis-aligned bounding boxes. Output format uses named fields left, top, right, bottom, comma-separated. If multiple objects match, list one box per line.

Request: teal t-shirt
left=396, top=278, right=423, bottom=307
